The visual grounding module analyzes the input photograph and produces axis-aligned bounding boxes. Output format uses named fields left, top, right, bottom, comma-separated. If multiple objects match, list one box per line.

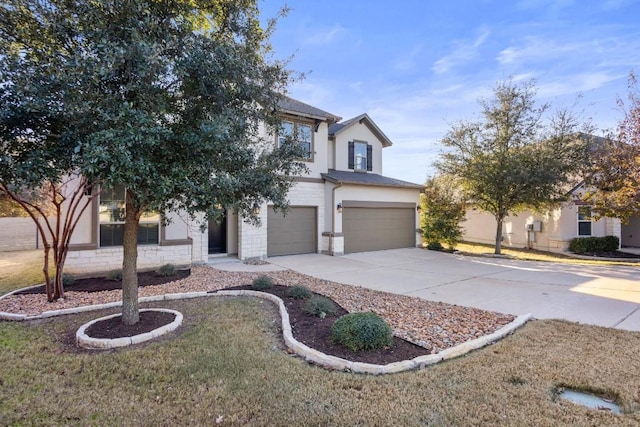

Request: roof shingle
left=322, top=169, right=423, bottom=189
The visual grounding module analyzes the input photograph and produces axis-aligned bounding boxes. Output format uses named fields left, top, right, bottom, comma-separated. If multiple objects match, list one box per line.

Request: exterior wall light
left=337, top=203, right=343, bottom=213
left=416, top=205, right=422, bottom=212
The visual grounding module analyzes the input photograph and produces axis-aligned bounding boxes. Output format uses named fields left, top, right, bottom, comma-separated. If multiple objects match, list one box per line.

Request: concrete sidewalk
left=259, top=248, right=640, bottom=332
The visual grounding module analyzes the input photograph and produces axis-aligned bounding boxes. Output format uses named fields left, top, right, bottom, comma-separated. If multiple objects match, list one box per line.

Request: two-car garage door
left=267, top=206, right=317, bottom=256
left=342, top=203, right=416, bottom=253
left=266, top=203, right=416, bottom=256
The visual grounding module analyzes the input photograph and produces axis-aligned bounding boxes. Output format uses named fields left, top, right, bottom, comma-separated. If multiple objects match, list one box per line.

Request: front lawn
left=1, top=296, right=639, bottom=425
left=455, top=242, right=640, bottom=266
left=0, top=250, right=47, bottom=296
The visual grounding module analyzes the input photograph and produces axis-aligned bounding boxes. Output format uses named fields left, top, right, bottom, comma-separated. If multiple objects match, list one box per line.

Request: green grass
left=455, top=242, right=640, bottom=267
left=0, top=250, right=48, bottom=296
left=1, top=296, right=639, bottom=425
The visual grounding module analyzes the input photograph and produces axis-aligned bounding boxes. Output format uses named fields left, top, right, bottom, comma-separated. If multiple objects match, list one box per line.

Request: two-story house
left=64, top=97, right=423, bottom=274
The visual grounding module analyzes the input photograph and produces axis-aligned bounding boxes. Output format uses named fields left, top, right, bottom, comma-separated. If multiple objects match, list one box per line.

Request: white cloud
left=302, top=24, right=347, bottom=46
left=432, top=28, right=491, bottom=74
left=393, top=44, right=425, bottom=72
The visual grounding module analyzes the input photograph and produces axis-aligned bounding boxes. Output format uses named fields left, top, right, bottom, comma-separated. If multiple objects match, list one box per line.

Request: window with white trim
left=99, top=185, right=160, bottom=246
left=278, top=120, right=312, bottom=160
left=577, top=206, right=592, bottom=236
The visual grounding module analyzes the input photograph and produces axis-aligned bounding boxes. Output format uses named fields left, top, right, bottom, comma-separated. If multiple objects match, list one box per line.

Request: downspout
left=330, top=182, right=342, bottom=255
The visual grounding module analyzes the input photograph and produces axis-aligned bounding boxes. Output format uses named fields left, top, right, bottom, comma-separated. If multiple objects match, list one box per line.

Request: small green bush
left=107, top=270, right=122, bottom=281
left=331, top=312, right=393, bottom=352
left=53, top=274, right=75, bottom=286
left=569, top=236, right=619, bottom=254
left=251, top=275, right=274, bottom=290
left=155, top=263, right=176, bottom=277
left=287, top=285, right=313, bottom=300
left=61, top=274, right=75, bottom=286
left=303, top=295, right=338, bottom=317
left=426, top=241, right=444, bottom=251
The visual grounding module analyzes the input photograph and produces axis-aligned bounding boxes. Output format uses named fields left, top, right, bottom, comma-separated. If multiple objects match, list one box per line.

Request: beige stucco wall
left=463, top=203, right=619, bottom=253
left=333, top=124, right=384, bottom=174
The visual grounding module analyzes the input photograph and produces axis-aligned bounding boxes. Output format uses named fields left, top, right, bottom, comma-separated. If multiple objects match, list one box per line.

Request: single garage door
left=267, top=206, right=317, bottom=256
left=343, top=205, right=415, bottom=253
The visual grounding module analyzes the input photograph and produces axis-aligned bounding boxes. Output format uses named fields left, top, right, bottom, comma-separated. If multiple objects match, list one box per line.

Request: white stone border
left=1, top=286, right=531, bottom=373
left=76, top=308, right=183, bottom=350
left=215, top=290, right=532, bottom=375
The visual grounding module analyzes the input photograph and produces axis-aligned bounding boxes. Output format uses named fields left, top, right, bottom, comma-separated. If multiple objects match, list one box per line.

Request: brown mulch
left=223, top=284, right=431, bottom=365
left=15, top=270, right=191, bottom=294
left=85, top=310, right=177, bottom=339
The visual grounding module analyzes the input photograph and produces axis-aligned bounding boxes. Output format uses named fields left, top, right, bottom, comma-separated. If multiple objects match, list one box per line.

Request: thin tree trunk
left=122, top=190, right=140, bottom=325
left=494, top=217, right=503, bottom=255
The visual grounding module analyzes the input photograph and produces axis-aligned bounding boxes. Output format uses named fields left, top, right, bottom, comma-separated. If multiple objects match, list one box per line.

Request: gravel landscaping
left=0, top=265, right=515, bottom=353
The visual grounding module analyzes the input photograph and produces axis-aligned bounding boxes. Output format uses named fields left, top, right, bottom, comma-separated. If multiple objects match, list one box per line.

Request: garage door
left=343, top=205, right=415, bottom=253
left=267, top=206, right=317, bottom=256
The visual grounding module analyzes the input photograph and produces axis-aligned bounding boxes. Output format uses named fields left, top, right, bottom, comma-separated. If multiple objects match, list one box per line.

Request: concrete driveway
left=265, top=248, right=640, bottom=332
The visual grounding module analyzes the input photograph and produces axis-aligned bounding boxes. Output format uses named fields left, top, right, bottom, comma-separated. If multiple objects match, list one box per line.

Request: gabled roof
left=328, top=113, right=393, bottom=147
left=322, top=169, right=423, bottom=189
left=278, top=96, right=342, bottom=123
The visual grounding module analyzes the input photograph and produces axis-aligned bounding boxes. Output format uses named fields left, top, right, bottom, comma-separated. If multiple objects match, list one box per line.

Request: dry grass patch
left=455, top=242, right=639, bottom=267
left=0, top=250, right=48, bottom=296
left=1, top=296, right=639, bottom=426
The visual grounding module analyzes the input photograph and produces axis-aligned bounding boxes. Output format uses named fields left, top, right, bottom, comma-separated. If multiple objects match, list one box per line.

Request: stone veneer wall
left=64, top=244, right=193, bottom=275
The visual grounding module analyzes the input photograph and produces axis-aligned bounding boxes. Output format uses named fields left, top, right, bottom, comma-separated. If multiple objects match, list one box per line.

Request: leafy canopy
left=436, top=79, right=591, bottom=253
left=584, top=72, right=640, bottom=222
left=420, top=175, right=466, bottom=250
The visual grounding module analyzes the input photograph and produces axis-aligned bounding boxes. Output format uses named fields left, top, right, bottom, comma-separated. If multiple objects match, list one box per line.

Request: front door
left=208, top=215, right=227, bottom=254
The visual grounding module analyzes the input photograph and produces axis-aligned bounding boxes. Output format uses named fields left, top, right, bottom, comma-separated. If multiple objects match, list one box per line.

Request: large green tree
left=1, top=0, right=304, bottom=324
left=437, top=79, right=591, bottom=254
left=420, top=175, right=466, bottom=250
left=584, top=72, right=640, bottom=222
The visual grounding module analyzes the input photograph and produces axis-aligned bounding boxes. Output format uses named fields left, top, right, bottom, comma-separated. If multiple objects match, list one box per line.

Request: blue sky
left=260, top=0, right=640, bottom=184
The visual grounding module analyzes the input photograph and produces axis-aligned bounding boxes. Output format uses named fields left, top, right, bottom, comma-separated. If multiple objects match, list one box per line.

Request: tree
left=420, top=175, right=466, bottom=250
left=436, top=79, right=591, bottom=254
left=1, top=0, right=304, bottom=324
left=584, top=72, right=640, bottom=222
left=0, top=179, right=99, bottom=302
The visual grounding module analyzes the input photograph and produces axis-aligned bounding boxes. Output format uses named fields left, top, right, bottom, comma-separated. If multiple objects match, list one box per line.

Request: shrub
left=426, top=241, right=444, bottom=251
left=53, top=274, right=75, bottom=286
left=155, top=263, right=176, bottom=277
left=331, top=312, right=393, bottom=352
left=287, top=285, right=313, bottom=300
left=569, top=236, right=620, bottom=254
left=303, top=295, right=338, bottom=317
left=107, top=270, right=122, bottom=281
left=251, top=275, right=274, bottom=290
left=61, top=274, right=75, bottom=286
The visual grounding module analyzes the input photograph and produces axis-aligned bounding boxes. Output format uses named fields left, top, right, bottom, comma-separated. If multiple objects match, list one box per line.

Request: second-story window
left=348, top=140, right=373, bottom=171
left=279, top=121, right=313, bottom=161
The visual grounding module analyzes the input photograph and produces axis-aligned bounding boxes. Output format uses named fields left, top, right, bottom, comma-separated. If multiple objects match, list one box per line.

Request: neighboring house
left=462, top=182, right=629, bottom=253
left=64, top=97, right=424, bottom=274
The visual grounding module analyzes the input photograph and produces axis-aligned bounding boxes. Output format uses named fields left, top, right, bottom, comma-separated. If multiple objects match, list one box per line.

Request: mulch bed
left=222, top=284, right=431, bottom=365
left=85, top=310, right=177, bottom=339
left=15, top=269, right=191, bottom=294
